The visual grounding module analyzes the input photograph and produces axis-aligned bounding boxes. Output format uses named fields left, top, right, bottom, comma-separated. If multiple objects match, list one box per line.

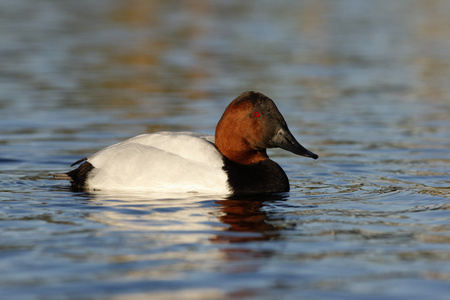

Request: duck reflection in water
left=78, top=191, right=289, bottom=277
left=208, top=193, right=289, bottom=276
left=211, top=193, right=289, bottom=244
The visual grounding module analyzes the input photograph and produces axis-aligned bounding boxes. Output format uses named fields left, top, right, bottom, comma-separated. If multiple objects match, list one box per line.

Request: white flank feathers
left=85, top=132, right=230, bottom=194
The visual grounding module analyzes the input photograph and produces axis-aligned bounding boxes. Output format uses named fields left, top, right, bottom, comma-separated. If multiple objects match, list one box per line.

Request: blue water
left=1, top=0, right=449, bottom=299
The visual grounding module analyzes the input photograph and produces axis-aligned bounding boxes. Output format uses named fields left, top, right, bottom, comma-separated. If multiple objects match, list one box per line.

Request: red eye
left=253, top=112, right=261, bottom=118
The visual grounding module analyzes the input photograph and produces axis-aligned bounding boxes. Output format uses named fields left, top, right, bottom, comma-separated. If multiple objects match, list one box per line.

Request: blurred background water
left=1, top=0, right=449, bottom=299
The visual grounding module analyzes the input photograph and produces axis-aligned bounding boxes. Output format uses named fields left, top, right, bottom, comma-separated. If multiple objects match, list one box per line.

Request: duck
left=52, top=91, right=318, bottom=195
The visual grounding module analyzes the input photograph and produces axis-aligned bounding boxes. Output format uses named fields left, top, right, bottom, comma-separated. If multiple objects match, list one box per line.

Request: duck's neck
left=220, top=147, right=269, bottom=165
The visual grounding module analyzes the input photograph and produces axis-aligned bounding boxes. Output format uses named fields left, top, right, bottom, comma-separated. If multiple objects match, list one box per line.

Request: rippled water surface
left=1, top=0, right=449, bottom=299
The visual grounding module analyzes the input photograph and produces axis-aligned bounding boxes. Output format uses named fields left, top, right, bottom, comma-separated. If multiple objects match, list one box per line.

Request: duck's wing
left=84, top=132, right=229, bottom=193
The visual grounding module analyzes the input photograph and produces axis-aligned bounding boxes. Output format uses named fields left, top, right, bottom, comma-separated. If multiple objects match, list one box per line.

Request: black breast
left=223, top=157, right=290, bottom=195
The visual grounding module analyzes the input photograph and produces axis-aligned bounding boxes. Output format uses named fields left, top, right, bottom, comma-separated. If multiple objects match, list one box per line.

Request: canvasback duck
left=52, top=91, right=318, bottom=195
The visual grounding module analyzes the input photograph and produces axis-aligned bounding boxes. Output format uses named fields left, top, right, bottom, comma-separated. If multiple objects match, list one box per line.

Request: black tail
left=52, top=160, right=94, bottom=191
left=67, top=161, right=94, bottom=190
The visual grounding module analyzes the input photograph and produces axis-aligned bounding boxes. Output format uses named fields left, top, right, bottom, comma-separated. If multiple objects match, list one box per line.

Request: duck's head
left=215, top=91, right=319, bottom=165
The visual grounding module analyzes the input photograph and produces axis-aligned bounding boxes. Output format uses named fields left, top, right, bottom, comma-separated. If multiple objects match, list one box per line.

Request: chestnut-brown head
left=215, top=91, right=318, bottom=165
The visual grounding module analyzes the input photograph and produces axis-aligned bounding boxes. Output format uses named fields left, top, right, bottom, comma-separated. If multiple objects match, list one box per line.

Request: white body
left=85, top=132, right=230, bottom=194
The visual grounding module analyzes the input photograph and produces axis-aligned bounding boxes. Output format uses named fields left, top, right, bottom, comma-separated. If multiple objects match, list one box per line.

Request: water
left=1, top=0, right=449, bottom=299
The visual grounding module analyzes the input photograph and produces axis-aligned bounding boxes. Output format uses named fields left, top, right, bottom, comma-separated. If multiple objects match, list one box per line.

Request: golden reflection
left=400, top=0, right=450, bottom=104
left=81, top=0, right=216, bottom=106
left=291, top=0, right=450, bottom=109
left=109, top=289, right=225, bottom=300
left=73, top=0, right=450, bottom=110
left=110, top=0, right=160, bottom=27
